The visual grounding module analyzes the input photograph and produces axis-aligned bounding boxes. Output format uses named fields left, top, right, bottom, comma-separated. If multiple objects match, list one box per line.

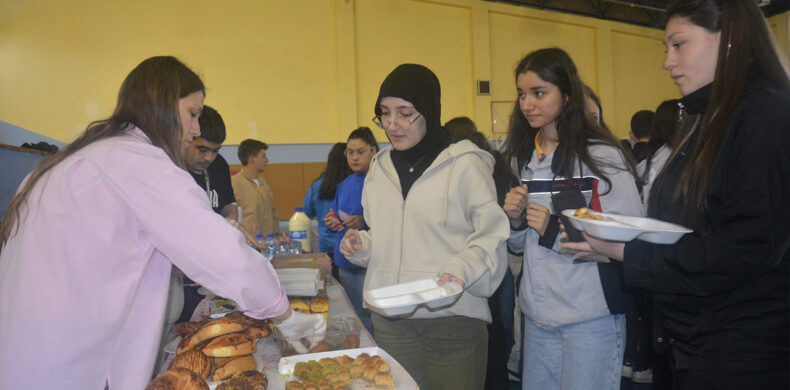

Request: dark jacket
left=622, top=78, right=790, bottom=373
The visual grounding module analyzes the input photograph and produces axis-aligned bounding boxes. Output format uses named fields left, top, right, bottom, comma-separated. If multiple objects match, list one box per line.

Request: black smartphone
left=551, top=190, right=587, bottom=242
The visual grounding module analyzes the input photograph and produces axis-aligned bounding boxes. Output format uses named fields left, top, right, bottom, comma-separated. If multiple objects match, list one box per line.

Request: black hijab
left=374, top=64, right=452, bottom=197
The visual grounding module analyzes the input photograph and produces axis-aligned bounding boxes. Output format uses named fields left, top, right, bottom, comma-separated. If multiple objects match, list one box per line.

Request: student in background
left=325, top=127, right=378, bottom=335
left=565, top=0, right=790, bottom=388
left=503, top=48, right=640, bottom=390
left=0, top=56, right=325, bottom=389
left=583, top=84, right=607, bottom=129
left=303, top=142, right=352, bottom=275
left=340, top=64, right=509, bottom=390
left=638, top=99, right=681, bottom=209
left=444, top=116, right=477, bottom=141
left=179, top=105, right=241, bottom=325
left=630, top=110, right=655, bottom=163
left=446, top=116, right=517, bottom=390
left=232, top=139, right=279, bottom=238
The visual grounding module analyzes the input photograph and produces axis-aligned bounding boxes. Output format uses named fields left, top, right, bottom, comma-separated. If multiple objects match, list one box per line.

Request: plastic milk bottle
left=288, top=207, right=312, bottom=253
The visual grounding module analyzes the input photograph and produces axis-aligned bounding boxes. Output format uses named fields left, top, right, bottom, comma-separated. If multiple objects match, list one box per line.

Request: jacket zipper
left=379, top=147, right=474, bottom=284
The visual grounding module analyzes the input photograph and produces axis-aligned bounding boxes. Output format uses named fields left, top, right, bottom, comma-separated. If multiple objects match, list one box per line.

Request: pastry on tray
left=202, top=333, right=254, bottom=357
left=211, top=355, right=256, bottom=382
left=195, top=316, right=246, bottom=342
left=289, top=299, right=310, bottom=314
left=145, top=367, right=209, bottom=390
left=309, top=298, right=329, bottom=314
left=169, top=350, right=211, bottom=380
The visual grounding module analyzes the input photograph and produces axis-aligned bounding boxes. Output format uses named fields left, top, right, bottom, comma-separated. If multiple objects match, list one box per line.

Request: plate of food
left=274, top=346, right=418, bottom=389
left=561, top=208, right=692, bottom=244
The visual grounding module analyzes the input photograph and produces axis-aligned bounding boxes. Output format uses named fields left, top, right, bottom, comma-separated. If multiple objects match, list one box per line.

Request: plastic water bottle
left=288, top=207, right=312, bottom=253
left=252, top=234, right=264, bottom=250
left=262, top=233, right=277, bottom=261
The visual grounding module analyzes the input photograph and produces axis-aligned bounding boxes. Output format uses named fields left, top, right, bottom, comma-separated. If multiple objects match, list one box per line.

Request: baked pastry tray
left=271, top=346, right=419, bottom=389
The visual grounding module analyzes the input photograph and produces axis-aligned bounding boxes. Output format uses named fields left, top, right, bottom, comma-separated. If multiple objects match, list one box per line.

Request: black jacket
left=622, top=79, right=790, bottom=373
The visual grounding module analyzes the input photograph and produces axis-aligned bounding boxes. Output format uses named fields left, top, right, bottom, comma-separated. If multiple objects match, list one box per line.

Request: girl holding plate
left=340, top=63, right=509, bottom=390
left=501, top=47, right=641, bottom=390
left=564, top=0, right=790, bottom=388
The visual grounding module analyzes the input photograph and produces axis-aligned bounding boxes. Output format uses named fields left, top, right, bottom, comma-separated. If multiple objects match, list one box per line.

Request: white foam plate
left=274, top=346, right=418, bottom=389
left=561, top=209, right=692, bottom=244
left=364, top=278, right=463, bottom=317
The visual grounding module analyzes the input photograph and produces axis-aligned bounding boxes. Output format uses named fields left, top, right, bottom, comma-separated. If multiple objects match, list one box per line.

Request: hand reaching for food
left=274, top=310, right=327, bottom=354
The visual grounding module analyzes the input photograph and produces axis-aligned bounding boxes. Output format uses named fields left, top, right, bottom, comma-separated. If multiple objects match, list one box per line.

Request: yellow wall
left=1, top=0, right=788, bottom=144
left=768, top=12, right=790, bottom=65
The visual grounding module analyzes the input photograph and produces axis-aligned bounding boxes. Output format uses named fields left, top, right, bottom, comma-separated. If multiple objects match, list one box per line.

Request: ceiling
left=486, top=0, right=790, bottom=29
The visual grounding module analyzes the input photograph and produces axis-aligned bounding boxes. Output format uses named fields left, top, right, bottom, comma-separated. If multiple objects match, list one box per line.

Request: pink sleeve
left=105, top=144, right=289, bottom=319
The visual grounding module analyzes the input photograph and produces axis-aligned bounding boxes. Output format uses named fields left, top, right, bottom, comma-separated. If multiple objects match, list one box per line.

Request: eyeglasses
left=372, top=112, right=422, bottom=130
left=344, top=147, right=373, bottom=157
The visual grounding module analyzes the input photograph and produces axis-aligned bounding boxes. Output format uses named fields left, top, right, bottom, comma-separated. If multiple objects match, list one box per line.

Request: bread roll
left=176, top=333, right=201, bottom=354
left=244, top=325, right=270, bottom=343
left=226, top=311, right=270, bottom=328
left=308, top=298, right=329, bottom=313
left=231, top=370, right=268, bottom=388
left=223, top=311, right=247, bottom=323
left=289, top=299, right=310, bottom=314
left=169, top=350, right=211, bottom=380
left=202, top=333, right=254, bottom=357
left=215, top=376, right=264, bottom=390
left=145, top=367, right=209, bottom=390
left=211, top=355, right=256, bottom=381
left=173, top=319, right=210, bottom=337
left=308, top=341, right=331, bottom=353
left=195, top=316, right=246, bottom=342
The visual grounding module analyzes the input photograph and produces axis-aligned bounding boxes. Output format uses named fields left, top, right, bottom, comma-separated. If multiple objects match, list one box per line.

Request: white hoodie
left=347, top=140, right=510, bottom=322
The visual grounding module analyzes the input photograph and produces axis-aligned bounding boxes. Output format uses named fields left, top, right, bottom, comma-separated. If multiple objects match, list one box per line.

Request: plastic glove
left=274, top=310, right=327, bottom=354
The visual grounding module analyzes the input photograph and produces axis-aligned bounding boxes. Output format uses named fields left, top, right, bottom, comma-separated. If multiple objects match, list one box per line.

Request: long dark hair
left=457, top=131, right=517, bottom=206
left=1, top=56, right=205, bottom=249
left=504, top=48, right=636, bottom=193
left=318, top=142, right=352, bottom=200
left=667, top=0, right=790, bottom=212
left=583, top=84, right=612, bottom=132
left=640, top=99, right=682, bottom=183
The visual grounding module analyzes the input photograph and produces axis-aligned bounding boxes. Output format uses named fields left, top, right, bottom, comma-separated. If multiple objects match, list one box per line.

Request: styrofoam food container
left=276, top=268, right=320, bottom=296
left=364, top=278, right=463, bottom=317
left=561, top=209, right=692, bottom=244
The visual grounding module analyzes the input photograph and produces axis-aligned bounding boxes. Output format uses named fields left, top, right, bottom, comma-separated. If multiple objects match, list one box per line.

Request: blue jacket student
left=331, top=173, right=367, bottom=269
left=303, top=177, right=336, bottom=255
